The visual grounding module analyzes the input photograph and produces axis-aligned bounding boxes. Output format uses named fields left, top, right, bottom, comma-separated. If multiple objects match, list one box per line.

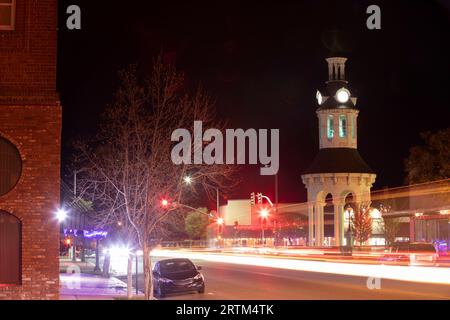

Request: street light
left=259, top=208, right=269, bottom=219
left=56, top=208, right=68, bottom=222
left=183, top=176, right=192, bottom=185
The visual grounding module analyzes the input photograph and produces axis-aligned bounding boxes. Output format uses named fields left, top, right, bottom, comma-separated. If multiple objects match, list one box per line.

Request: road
left=121, top=256, right=450, bottom=300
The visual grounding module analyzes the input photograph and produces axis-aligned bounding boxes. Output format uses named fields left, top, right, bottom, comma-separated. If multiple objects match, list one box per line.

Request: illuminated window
left=351, top=115, right=355, bottom=139
left=339, top=115, right=347, bottom=138
left=0, top=0, right=15, bottom=31
left=0, top=210, right=21, bottom=285
left=327, top=115, right=334, bottom=139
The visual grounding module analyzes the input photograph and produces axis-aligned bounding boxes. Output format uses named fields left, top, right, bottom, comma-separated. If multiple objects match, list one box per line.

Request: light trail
left=152, top=249, right=450, bottom=285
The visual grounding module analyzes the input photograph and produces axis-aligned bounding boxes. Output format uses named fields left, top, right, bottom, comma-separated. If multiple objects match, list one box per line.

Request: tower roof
left=316, top=56, right=357, bottom=111
left=304, top=148, right=374, bottom=174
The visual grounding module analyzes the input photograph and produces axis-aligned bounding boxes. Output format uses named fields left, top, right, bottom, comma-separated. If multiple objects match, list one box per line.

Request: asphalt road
left=124, top=257, right=450, bottom=300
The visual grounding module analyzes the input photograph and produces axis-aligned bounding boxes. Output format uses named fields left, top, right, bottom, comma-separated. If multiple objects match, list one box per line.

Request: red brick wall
left=0, top=0, right=58, bottom=103
left=0, top=0, right=61, bottom=300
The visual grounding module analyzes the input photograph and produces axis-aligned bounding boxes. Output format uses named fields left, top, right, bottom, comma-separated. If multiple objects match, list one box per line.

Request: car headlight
left=194, top=273, right=203, bottom=281
left=159, top=277, right=173, bottom=284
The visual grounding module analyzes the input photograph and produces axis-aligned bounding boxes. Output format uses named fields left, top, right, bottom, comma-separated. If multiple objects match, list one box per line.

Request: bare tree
left=74, top=55, right=237, bottom=299
left=351, top=202, right=373, bottom=246
left=380, top=204, right=400, bottom=247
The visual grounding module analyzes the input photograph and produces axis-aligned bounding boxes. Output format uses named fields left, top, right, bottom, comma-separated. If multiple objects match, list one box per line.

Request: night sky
left=57, top=0, right=450, bottom=204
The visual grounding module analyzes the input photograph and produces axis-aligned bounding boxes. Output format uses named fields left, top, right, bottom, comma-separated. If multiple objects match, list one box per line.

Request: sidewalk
left=59, top=258, right=132, bottom=300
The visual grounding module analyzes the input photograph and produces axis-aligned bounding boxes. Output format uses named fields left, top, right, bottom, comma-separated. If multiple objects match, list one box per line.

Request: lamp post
left=216, top=217, right=224, bottom=248
left=345, top=207, right=353, bottom=256
left=259, top=208, right=269, bottom=246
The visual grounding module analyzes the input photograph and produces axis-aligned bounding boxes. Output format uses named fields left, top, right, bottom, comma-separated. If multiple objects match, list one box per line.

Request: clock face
left=336, top=88, right=350, bottom=103
left=316, top=90, right=323, bottom=105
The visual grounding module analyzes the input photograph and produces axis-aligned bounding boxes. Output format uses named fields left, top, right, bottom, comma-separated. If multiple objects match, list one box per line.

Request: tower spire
left=326, top=57, right=347, bottom=81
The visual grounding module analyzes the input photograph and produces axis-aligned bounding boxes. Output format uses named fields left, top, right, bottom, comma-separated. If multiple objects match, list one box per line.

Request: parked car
left=379, top=242, right=438, bottom=266
left=152, top=258, right=205, bottom=297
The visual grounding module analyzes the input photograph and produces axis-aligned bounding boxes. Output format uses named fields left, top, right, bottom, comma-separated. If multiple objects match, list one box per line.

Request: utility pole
left=135, top=254, right=139, bottom=295
left=72, top=171, right=77, bottom=262
left=216, top=187, right=220, bottom=220
left=275, top=173, right=278, bottom=213
left=73, top=169, right=87, bottom=262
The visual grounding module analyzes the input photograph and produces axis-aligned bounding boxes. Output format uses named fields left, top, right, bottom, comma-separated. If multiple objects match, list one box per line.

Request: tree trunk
left=143, top=243, right=153, bottom=300
left=127, top=254, right=133, bottom=299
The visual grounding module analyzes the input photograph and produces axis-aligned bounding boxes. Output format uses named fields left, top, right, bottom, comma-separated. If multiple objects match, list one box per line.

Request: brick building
left=0, top=0, right=61, bottom=299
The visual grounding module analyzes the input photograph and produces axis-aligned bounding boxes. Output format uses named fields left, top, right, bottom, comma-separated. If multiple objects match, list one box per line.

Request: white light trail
left=151, top=249, right=450, bottom=285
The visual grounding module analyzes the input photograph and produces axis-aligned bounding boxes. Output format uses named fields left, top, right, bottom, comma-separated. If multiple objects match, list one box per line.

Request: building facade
left=207, top=199, right=308, bottom=248
left=0, top=0, right=61, bottom=299
left=302, top=57, right=376, bottom=247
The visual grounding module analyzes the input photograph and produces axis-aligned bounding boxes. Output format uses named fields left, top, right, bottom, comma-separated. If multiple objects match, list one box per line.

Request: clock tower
left=0, top=0, right=61, bottom=299
left=302, top=57, right=376, bottom=247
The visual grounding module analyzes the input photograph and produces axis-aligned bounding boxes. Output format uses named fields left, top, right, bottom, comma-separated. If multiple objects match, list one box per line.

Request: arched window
left=327, top=115, right=334, bottom=139
left=0, top=136, right=22, bottom=196
left=0, top=210, right=21, bottom=285
left=339, top=115, right=347, bottom=138
left=351, top=115, right=355, bottom=139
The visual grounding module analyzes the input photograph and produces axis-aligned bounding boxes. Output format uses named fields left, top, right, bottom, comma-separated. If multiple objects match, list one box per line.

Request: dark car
left=152, top=258, right=205, bottom=297
left=379, top=242, right=438, bottom=266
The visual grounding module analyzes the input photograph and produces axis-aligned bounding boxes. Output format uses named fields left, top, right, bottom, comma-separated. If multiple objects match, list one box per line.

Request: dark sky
left=57, top=0, right=450, bottom=204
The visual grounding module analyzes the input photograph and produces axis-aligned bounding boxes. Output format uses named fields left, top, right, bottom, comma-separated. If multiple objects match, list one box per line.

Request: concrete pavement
left=59, top=258, right=132, bottom=300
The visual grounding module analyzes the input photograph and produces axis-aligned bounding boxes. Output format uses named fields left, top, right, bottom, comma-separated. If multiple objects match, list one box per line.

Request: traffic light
left=161, top=199, right=169, bottom=208
left=257, top=192, right=262, bottom=204
left=217, top=217, right=224, bottom=235
left=250, top=192, right=255, bottom=205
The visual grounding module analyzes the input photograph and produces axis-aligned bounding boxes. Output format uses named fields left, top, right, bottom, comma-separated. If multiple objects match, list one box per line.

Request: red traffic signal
left=161, top=199, right=169, bottom=207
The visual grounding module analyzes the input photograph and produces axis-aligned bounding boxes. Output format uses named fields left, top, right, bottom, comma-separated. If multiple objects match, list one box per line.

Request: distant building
left=0, top=0, right=61, bottom=299
left=207, top=199, right=308, bottom=247
left=373, top=180, right=450, bottom=251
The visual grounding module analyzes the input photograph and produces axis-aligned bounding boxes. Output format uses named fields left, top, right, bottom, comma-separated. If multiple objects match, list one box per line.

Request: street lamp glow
left=56, top=208, right=67, bottom=222
left=183, top=176, right=192, bottom=185
left=259, top=209, right=269, bottom=219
